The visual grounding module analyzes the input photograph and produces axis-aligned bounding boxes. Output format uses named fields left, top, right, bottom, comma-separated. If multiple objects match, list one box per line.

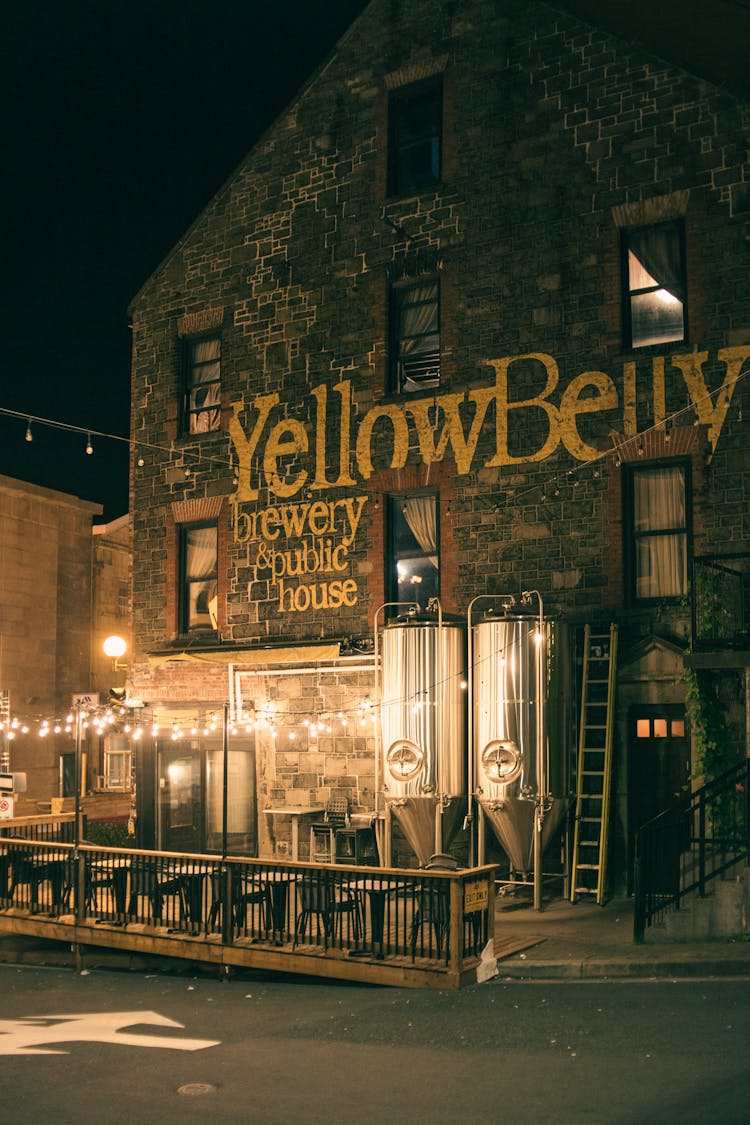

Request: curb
left=497, top=957, right=750, bottom=980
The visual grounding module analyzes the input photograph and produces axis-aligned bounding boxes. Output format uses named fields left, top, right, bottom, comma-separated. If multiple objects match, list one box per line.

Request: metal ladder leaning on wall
left=570, top=624, right=618, bottom=904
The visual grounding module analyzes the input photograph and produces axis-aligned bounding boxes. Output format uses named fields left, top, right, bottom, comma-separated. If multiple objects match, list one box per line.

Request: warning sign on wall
left=0, top=795, right=14, bottom=819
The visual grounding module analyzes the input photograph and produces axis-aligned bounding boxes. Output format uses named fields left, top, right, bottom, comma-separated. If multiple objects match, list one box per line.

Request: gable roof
left=130, top=0, right=749, bottom=311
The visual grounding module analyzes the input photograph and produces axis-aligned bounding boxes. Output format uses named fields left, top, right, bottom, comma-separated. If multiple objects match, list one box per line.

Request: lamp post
left=74, top=702, right=84, bottom=847
left=222, top=702, right=229, bottom=860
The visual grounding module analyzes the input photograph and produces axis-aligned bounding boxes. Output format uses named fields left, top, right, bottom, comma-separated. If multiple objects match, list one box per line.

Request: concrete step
left=649, top=871, right=748, bottom=942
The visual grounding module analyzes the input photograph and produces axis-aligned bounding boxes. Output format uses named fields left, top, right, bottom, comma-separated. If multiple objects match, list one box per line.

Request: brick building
left=0, top=477, right=132, bottom=811
left=127, top=0, right=749, bottom=887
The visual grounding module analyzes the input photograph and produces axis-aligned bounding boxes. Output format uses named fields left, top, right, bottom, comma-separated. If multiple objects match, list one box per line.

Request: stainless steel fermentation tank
left=378, top=608, right=467, bottom=867
left=470, top=593, right=568, bottom=899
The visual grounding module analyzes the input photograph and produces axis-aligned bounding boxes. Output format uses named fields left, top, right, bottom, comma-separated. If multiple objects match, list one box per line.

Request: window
left=180, top=522, right=218, bottom=632
left=103, top=735, right=132, bottom=791
left=388, top=494, right=439, bottom=611
left=389, top=278, right=440, bottom=393
left=388, top=77, right=442, bottom=196
left=626, top=463, right=689, bottom=602
left=183, top=334, right=221, bottom=433
left=623, top=220, right=686, bottom=348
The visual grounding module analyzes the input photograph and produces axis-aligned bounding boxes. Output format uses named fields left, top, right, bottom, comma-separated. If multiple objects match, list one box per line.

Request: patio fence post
left=222, top=864, right=233, bottom=945
left=74, top=851, right=85, bottom=925
left=449, top=875, right=463, bottom=976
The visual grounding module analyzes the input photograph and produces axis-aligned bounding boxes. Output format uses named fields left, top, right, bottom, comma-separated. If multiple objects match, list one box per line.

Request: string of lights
left=0, top=625, right=539, bottom=746
left=2, top=355, right=746, bottom=518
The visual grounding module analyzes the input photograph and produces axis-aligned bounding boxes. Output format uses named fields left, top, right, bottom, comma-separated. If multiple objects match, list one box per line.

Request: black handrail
left=634, top=759, right=749, bottom=941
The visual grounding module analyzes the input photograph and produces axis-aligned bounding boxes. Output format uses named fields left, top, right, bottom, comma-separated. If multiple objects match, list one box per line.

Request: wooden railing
left=0, top=838, right=498, bottom=989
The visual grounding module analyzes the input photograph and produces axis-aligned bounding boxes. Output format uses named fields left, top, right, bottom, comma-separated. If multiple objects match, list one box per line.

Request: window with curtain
left=388, top=493, right=439, bottom=610
left=183, top=333, right=221, bottom=433
left=627, top=464, right=689, bottom=601
left=180, top=522, right=219, bottom=632
left=623, top=220, right=686, bottom=348
left=388, top=76, right=442, bottom=196
left=389, top=278, right=440, bottom=393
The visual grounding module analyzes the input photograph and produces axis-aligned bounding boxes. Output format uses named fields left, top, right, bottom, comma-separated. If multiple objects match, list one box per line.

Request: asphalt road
left=0, top=965, right=748, bottom=1124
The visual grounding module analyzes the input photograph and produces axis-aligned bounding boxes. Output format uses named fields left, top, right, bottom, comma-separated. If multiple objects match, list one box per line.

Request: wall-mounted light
left=85, top=433, right=94, bottom=455
left=103, top=634, right=128, bottom=671
left=25, top=419, right=33, bottom=442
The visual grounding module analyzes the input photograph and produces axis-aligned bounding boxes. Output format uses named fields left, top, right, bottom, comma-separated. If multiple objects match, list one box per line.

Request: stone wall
left=127, top=0, right=750, bottom=867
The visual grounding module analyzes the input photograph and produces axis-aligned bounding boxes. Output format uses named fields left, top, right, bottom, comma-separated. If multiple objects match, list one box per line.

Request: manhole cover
left=177, top=1083, right=218, bottom=1097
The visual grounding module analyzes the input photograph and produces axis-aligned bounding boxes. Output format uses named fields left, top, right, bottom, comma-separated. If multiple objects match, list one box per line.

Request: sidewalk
left=494, top=889, right=750, bottom=980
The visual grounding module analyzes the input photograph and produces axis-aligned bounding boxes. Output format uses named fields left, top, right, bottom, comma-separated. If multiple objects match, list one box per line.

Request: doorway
left=160, top=745, right=202, bottom=853
left=627, top=705, right=691, bottom=890
left=157, top=738, right=258, bottom=856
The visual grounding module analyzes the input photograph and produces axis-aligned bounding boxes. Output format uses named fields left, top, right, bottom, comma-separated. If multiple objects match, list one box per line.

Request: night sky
left=1, top=0, right=367, bottom=521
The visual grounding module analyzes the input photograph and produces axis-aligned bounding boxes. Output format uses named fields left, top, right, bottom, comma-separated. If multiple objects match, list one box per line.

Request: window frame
left=181, top=331, right=222, bottom=435
left=179, top=520, right=219, bottom=634
left=386, top=491, right=440, bottom=612
left=387, top=76, right=443, bottom=197
left=623, top=459, right=691, bottom=605
left=103, top=743, right=132, bottom=791
left=621, top=219, right=687, bottom=350
left=388, top=276, right=441, bottom=395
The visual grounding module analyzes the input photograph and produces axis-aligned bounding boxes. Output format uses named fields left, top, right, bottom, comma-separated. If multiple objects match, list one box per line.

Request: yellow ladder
left=570, top=624, right=618, bottom=904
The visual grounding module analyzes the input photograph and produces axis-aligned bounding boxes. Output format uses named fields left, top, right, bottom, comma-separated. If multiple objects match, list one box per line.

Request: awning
left=147, top=643, right=341, bottom=667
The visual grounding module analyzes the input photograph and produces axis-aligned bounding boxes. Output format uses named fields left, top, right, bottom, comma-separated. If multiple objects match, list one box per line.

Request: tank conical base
left=389, top=796, right=467, bottom=867
left=480, top=796, right=568, bottom=874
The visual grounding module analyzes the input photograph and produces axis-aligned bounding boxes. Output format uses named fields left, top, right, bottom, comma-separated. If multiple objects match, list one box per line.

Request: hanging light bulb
left=25, top=419, right=33, bottom=442
left=85, top=433, right=93, bottom=455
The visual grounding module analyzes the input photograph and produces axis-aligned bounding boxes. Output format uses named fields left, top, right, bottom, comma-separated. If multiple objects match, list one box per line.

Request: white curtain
left=189, top=339, right=221, bottom=433
left=187, top=527, right=218, bottom=627
left=634, top=467, right=686, bottom=598
left=401, top=496, right=438, bottom=569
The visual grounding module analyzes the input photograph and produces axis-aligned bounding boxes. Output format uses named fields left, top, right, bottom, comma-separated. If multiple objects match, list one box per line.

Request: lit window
left=388, top=77, right=442, bottom=196
left=626, top=463, right=689, bottom=602
left=636, top=719, right=651, bottom=738
left=388, top=494, right=439, bottom=611
left=104, top=737, right=131, bottom=791
left=653, top=719, right=668, bottom=738
left=623, top=220, right=686, bottom=348
left=389, top=279, right=440, bottom=393
left=183, top=334, right=221, bottom=433
left=180, top=522, right=218, bottom=632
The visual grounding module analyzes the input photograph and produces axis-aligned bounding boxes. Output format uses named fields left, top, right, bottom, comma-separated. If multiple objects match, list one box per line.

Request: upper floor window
left=388, top=77, right=442, bottom=197
left=623, top=220, right=686, bottom=349
left=182, top=334, right=221, bottom=434
left=103, top=735, right=132, bottom=791
left=625, top=463, right=689, bottom=602
left=180, top=522, right=218, bottom=632
left=389, top=278, right=440, bottom=393
left=387, top=493, right=439, bottom=611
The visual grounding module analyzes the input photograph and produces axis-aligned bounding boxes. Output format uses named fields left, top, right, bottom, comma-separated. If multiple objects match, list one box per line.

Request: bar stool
left=309, top=795, right=350, bottom=863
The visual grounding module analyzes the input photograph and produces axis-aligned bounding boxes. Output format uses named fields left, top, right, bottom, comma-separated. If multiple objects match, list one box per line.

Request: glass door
left=205, top=746, right=258, bottom=856
left=159, top=745, right=202, bottom=853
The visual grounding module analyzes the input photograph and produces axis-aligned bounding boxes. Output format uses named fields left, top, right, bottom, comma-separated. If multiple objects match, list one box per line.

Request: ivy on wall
left=683, top=666, right=737, bottom=783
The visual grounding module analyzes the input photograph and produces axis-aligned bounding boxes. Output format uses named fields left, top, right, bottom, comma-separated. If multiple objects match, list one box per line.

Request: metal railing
left=0, top=814, right=76, bottom=844
left=633, top=759, right=749, bottom=941
left=0, top=839, right=497, bottom=981
left=692, top=552, right=750, bottom=649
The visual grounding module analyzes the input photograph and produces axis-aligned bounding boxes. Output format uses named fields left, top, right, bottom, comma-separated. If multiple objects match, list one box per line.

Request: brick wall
left=127, top=0, right=750, bottom=851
